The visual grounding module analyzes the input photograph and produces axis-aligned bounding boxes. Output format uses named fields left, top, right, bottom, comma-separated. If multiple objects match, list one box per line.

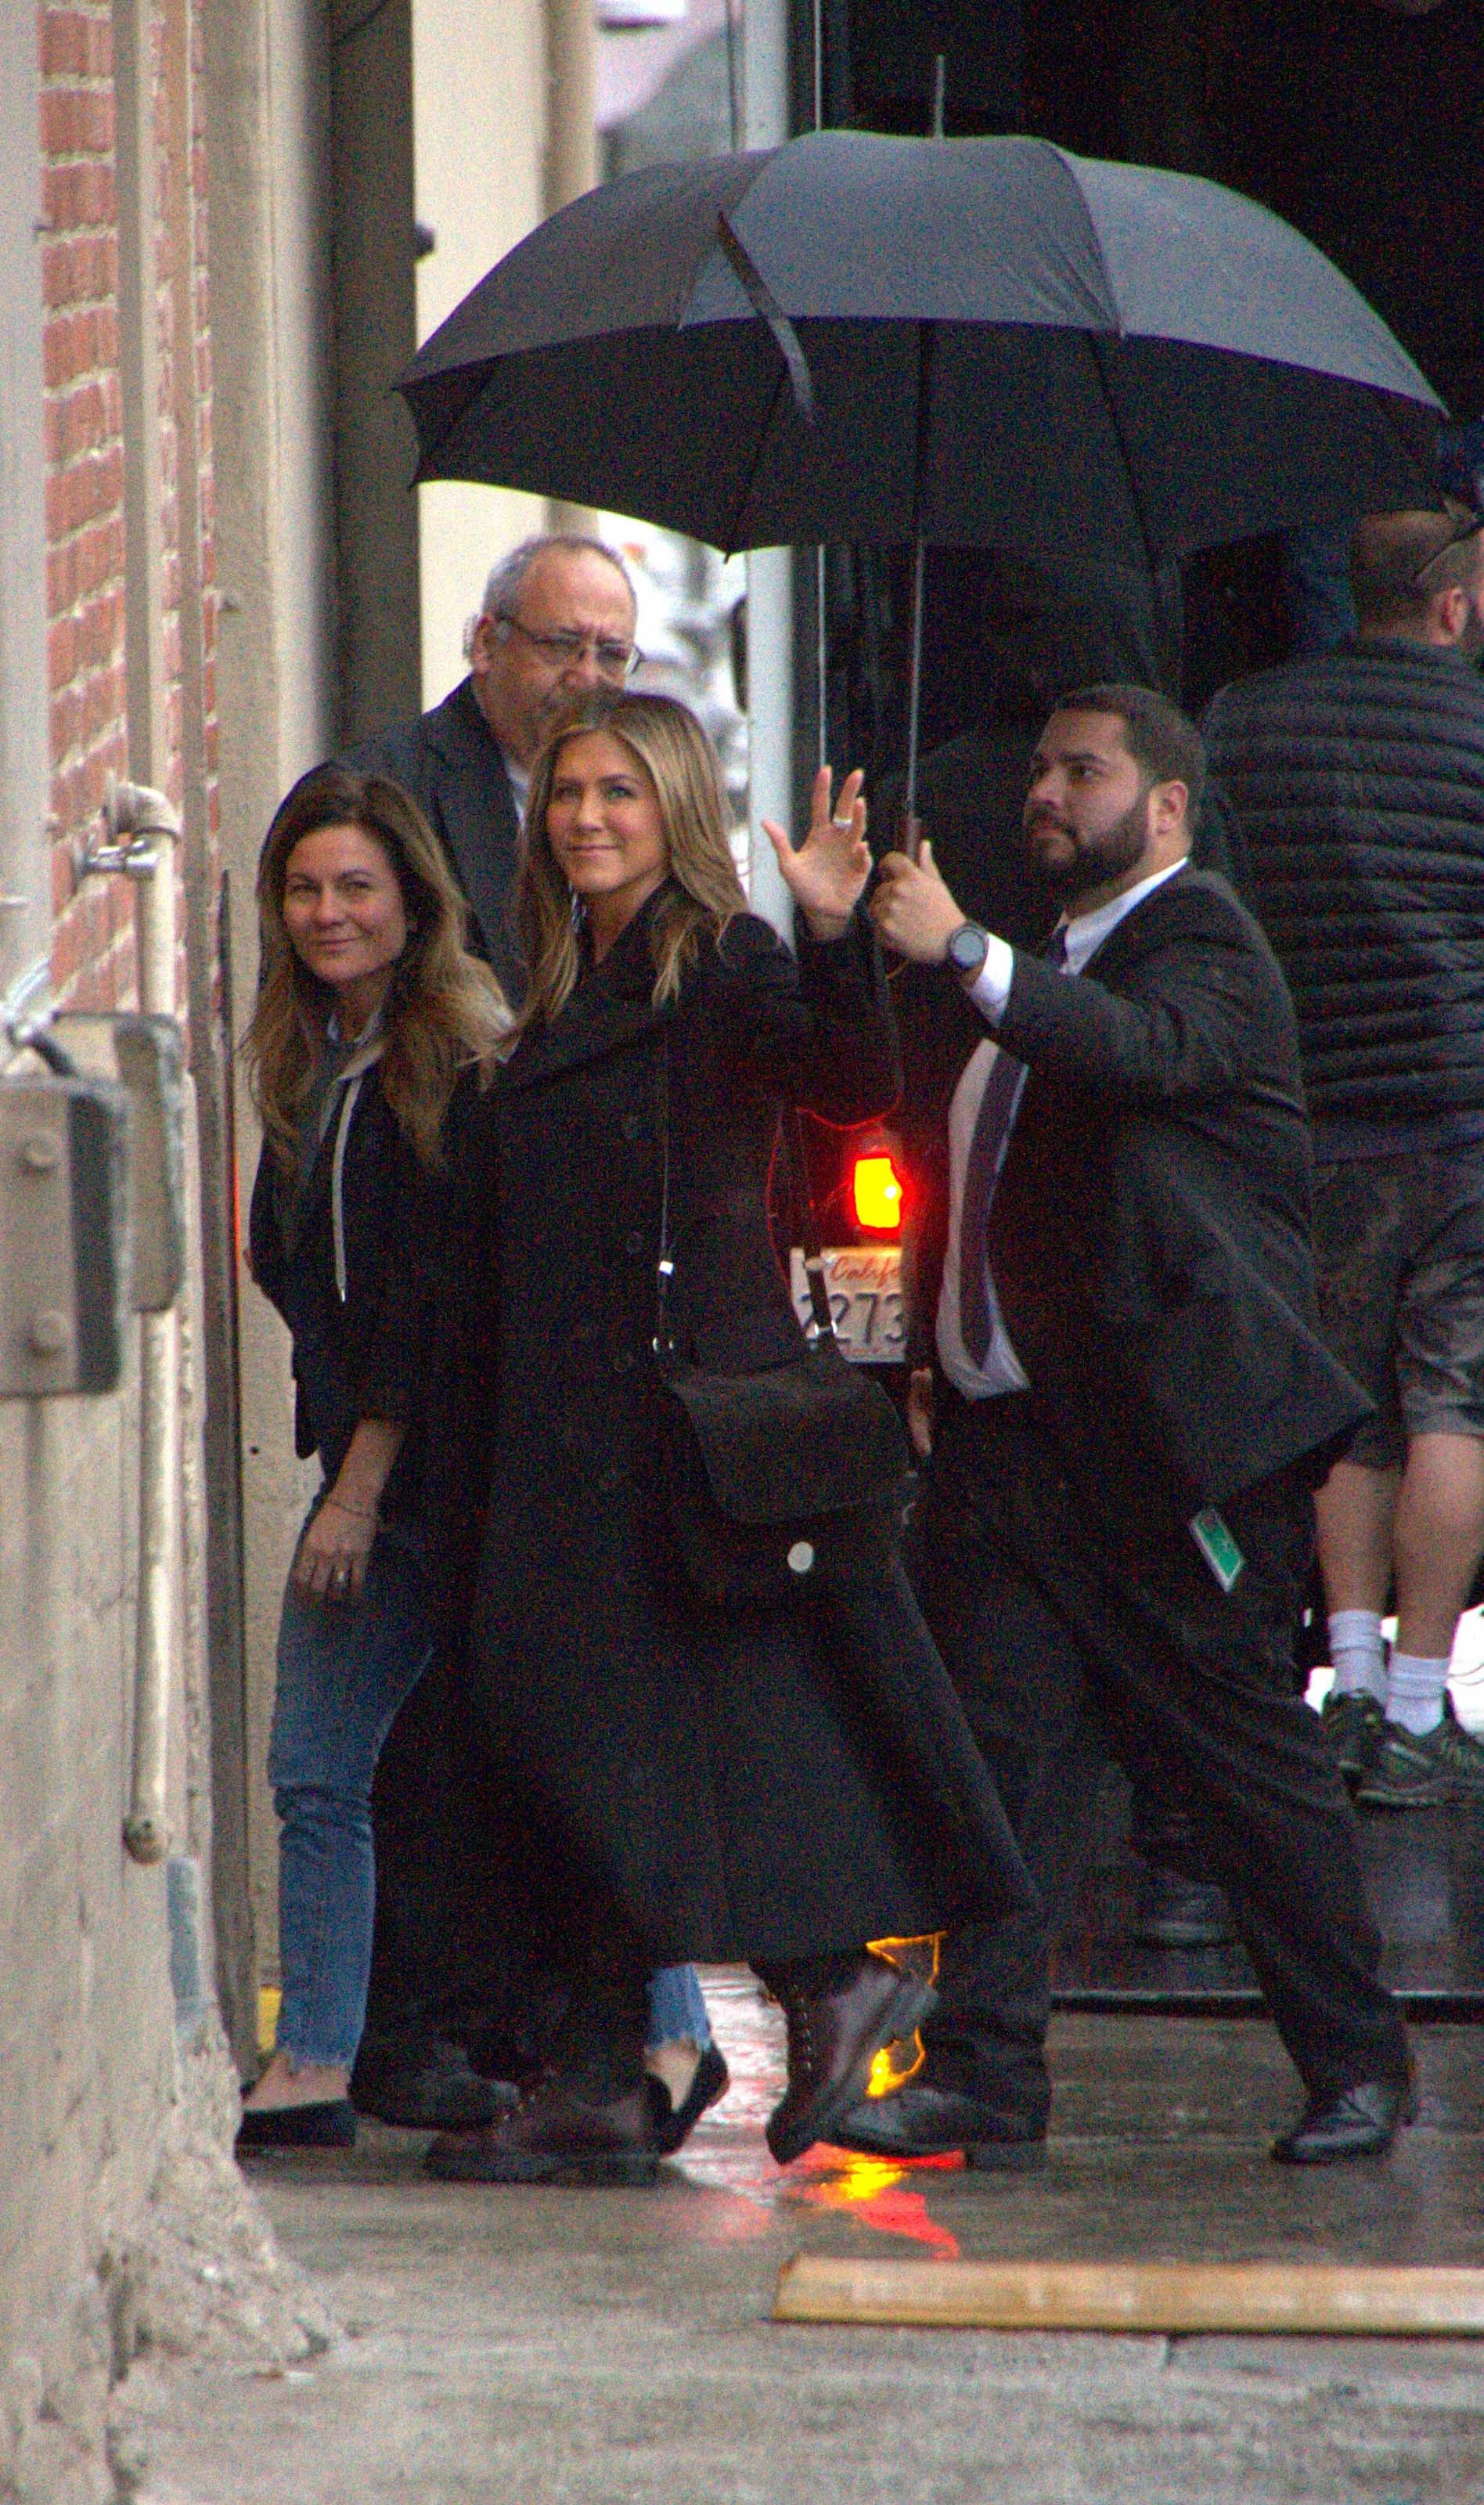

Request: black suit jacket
left=353, top=677, right=523, bottom=995
left=979, top=867, right=1369, bottom=1505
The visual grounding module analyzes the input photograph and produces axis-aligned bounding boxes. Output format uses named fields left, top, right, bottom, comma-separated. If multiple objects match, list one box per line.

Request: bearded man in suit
left=848, top=683, right=1411, bottom=2169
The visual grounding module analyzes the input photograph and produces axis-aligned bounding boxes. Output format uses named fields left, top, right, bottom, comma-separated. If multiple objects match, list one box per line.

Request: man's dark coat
left=355, top=677, right=523, bottom=993
left=427, top=896, right=1035, bottom=1966
left=977, top=867, right=1370, bottom=1505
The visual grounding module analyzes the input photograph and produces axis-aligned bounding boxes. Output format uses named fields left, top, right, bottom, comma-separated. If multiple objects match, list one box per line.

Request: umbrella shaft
left=904, top=532, right=927, bottom=844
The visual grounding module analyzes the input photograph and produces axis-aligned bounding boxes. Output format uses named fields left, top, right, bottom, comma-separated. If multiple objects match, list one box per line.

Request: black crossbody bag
left=651, top=1037, right=910, bottom=1609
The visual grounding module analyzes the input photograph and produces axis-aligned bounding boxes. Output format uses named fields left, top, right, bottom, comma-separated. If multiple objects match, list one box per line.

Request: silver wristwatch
left=946, top=921, right=990, bottom=982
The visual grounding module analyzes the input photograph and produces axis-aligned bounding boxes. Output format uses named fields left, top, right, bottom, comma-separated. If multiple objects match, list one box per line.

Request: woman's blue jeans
left=646, top=1963, right=712, bottom=2052
left=268, top=1516, right=434, bottom=2069
left=268, top=1504, right=712, bottom=2069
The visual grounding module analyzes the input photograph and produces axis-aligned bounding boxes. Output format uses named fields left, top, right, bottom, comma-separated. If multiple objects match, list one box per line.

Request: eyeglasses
left=492, top=615, right=639, bottom=679
left=1410, top=507, right=1484, bottom=588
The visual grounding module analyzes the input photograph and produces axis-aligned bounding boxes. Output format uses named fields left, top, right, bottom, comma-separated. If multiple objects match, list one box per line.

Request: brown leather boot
left=765, top=1953, right=938, bottom=2166
left=424, top=2073, right=661, bottom=2184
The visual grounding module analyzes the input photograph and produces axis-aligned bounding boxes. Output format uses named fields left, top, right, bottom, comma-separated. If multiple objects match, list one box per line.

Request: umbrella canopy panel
left=399, top=132, right=1443, bottom=567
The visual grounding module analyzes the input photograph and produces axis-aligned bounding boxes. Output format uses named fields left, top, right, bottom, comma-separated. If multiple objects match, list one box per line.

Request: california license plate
left=790, top=1245, right=906, bottom=1364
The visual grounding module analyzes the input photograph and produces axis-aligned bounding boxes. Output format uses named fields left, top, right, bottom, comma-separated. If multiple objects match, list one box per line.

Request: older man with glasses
left=1207, top=499, right=1484, bottom=1811
left=356, top=533, right=639, bottom=996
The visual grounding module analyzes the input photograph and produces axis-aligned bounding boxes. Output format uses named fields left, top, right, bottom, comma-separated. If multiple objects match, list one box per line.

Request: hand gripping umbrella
left=398, top=131, right=1443, bottom=813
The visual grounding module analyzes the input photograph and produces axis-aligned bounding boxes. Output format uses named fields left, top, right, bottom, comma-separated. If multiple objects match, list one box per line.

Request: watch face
left=948, top=923, right=988, bottom=976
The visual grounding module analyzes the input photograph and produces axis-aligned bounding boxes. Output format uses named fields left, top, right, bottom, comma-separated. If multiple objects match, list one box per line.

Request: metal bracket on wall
left=0, top=1071, right=130, bottom=1397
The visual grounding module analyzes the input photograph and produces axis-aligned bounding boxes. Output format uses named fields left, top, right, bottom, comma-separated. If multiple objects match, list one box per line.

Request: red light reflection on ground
left=668, top=1970, right=962, bottom=2256
left=787, top=2149, right=963, bottom=2259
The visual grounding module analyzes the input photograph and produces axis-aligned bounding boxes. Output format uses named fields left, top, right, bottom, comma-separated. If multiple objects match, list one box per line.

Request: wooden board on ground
left=774, top=2255, right=1484, bottom=2337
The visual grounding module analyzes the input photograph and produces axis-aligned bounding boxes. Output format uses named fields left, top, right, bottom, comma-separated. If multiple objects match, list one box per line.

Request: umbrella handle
left=898, top=811, right=924, bottom=865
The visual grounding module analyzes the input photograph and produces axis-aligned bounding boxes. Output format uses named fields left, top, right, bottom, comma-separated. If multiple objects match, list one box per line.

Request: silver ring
left=830, top=816, right=852, bottom=830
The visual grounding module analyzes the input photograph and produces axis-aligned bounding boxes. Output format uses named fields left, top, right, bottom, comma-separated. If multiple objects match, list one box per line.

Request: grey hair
left=461, top=533, right=636, bottom=658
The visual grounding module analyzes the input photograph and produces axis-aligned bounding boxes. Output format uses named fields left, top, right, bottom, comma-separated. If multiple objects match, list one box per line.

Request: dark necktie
left=959, top=925, right=1067, bottom=1368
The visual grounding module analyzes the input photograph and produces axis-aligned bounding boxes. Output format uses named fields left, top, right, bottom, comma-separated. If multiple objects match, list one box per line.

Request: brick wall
left=39, top=0, right=219, bottom=1015
left=41, top=0, right=132, bottom=1008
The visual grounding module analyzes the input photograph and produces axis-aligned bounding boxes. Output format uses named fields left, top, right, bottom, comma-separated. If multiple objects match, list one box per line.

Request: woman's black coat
left=427, top=897, right=1035, bottom=1967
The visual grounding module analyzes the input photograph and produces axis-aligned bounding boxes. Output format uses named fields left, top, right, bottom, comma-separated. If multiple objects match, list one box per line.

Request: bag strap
left=653, top=1032, right=836, bottom=1358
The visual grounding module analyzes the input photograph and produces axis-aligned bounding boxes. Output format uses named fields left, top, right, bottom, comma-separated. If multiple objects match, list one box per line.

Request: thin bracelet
left=321, top=1494, right=378, bottom=1521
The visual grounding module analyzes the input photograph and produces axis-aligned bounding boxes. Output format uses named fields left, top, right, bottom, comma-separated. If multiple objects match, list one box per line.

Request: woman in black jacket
left=426, top=693, right=1035, bottom=2184
left=238, top=764, right=507, bottom=2148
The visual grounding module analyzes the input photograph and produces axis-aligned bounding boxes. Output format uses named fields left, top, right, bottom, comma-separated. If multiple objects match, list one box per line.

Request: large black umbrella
left=398, top=130, right=1443, bottom=573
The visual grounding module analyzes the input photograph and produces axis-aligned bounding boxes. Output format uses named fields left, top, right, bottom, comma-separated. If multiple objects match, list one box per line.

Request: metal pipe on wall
left=113, top=0, right=184, bottom=1873
left=107, top=779, right=184, bottom=1868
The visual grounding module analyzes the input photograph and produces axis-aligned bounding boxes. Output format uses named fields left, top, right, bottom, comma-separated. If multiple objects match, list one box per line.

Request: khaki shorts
left=1313, top=1149, right=1484, bottom=1469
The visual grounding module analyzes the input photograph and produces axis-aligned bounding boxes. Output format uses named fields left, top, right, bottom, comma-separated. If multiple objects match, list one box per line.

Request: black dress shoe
left=350, top=2034, right=515, bottom=2130
left=1134, top=1865, right=1233, bottom=1949
left=424, top=2074, right=661, bottom=2185
left=1271, top=2071, right=1417, bottom=2166
left=765, top=1955, right=937, bottom=2167
left=649, top=2043, right=731, bottom=2156
left=236, top=2098, right=357, bottom=2153
left=829, top=2081, right=1046, bottom=2170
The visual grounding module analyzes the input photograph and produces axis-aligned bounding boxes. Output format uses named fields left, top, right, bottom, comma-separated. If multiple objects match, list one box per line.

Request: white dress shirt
left=937, top=858, right=1187, bottom=1401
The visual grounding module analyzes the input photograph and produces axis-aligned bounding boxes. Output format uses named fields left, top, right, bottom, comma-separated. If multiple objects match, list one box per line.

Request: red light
left=853, top=1152, right=903, bottom=1233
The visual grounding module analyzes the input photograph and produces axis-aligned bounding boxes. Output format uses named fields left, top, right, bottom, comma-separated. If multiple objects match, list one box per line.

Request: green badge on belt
left=1189, top=1506, right=1245, bottom=1593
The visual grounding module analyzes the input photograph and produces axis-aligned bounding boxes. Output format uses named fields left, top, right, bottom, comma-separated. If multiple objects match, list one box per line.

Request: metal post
left=744, top=0, right=796, bottom=937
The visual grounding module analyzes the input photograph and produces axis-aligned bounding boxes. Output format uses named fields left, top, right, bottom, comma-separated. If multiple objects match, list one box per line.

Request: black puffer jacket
left=1205, top=639, right=1484, bottom=1125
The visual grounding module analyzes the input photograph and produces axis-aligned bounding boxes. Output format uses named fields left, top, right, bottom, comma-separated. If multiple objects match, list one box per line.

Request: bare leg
left=1315, top=1459, right=1399, bottom=1615
left=1392, top=1431, right=1484, bottom=1658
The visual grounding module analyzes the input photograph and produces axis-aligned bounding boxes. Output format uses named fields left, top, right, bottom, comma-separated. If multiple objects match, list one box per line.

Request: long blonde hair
left=245, top=763, right=508, bottom=1175
left=515, top=693, right=747, bottom=1033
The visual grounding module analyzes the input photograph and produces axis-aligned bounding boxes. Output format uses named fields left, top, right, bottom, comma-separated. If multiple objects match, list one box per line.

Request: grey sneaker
left=1320, top=1688, right=1385, bottom=1786
left=1356, top=1699, right=1484, bottom=1808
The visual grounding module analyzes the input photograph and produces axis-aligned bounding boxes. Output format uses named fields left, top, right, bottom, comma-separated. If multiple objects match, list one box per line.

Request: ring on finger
left=830, top=816, right=853, bottom=830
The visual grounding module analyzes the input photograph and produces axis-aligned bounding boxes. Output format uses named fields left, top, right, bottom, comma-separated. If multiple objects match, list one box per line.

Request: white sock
left=1386, top=1651, right=1449, bottom=1737
left=1327, top=1609, right=1388, bottom=1705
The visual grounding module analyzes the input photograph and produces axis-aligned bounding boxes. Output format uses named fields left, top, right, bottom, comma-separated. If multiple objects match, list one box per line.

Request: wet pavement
left=121, top=1973, right=1484, bottom=2504
left=1054, top=1768, right=1484, bottom=2008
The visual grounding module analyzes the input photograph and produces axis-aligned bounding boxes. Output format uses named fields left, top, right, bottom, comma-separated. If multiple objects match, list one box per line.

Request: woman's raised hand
left=762, top=766, right=870, bottom=941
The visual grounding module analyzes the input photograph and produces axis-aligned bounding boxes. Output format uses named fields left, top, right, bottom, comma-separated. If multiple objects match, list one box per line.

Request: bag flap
left=666, top=1346, right=909, bottom=1525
